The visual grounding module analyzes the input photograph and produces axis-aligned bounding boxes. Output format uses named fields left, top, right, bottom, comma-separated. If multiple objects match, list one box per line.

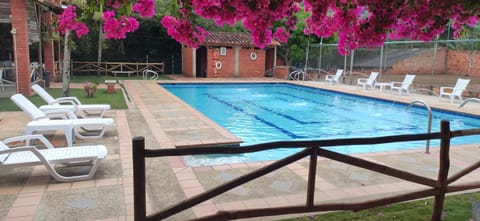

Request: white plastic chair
left=0, top=69, right=15, bottom=93
left=439, top=78, right=470, bottom=104
left=390, top=74, right=416, bottom=96
left=1, top=134, right=107, bottom=182
left=142, top=69, right=159, bottom=80
left=32, top=84, right=110, bottom=118
left=357, top=72, right=379, bottom=90
left=10, top=94, right=114, bottom=147
left=325, top=69, right=343, bottom=85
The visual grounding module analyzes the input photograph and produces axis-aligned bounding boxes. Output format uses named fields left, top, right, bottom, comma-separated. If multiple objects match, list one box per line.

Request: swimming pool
left=161, top=83, right=480, bottom=166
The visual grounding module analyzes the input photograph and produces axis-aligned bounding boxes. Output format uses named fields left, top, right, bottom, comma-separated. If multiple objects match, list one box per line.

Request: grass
left=0, top=88, right=127, bottom=111
left=0, top=73, right=170, bottom=111
left=282, top=192, right=480, bottom=221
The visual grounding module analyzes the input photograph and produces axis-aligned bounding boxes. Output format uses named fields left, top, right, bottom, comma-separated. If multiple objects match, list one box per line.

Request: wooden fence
left=71, top=61, right=164, bottom=77
left=133, top=120, right=480, bottom=221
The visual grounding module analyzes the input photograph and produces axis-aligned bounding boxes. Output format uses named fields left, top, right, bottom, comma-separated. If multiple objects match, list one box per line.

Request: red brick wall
left=388, top=48, right=447, bottom=75
left=207, top=48, right=235, bottom=78
left=387, top=48, right=480, bottom=76
left=273, top=66, right=289, bottom=79
left=182, top=46, right=194, bottom=77
left=447, top=50, right=480, bottom=76
left=238, top=49, right=265, bottom=77
left=11, top=0, right=32, bottom=95
left=43, top=11, right=55, bottom=81
left=184, top=46, right=267, bottom=78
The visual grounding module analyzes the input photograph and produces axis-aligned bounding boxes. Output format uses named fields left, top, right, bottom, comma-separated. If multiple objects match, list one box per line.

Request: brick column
left=10, top=0, right=31, bottom=96
left=43, top=12, right=55, bottom=82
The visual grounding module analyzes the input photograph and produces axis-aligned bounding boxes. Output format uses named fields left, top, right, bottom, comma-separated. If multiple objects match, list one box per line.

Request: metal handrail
left=459, top=98, right=480, bottom=108
left=407, top=100, right=432, bottom=153
left=288, top=70, right=305, bottom=81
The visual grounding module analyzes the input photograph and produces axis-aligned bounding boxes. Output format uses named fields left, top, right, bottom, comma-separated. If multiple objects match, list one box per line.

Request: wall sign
left=220, top=47, right=227, bottom=56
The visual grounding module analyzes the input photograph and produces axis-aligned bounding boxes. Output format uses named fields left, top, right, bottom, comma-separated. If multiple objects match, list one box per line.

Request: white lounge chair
left=357, top=72, right=379, bottom=90
left=32, top=84, right=111, bottom=118
left=325, top=69, right=343, bottom=85
left=390, top=74, right=416, bottom=96
left=1, top=134, right=107, bottom=182
left=439, top=78, right=470, bottom=104
left=10, top=94, right=114, bottom=147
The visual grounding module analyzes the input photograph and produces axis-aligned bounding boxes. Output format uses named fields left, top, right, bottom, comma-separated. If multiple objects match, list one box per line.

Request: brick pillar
left=10, top=0, right=31, bottom=96
left=43, top=12, right=55, bottom=82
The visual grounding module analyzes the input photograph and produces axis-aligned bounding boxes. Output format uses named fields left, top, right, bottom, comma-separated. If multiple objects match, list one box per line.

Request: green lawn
left=282, top=192, right=480, bottom=221
left=0, top=73, right=169, bottom=111
left=0, top=88, right=127, bottom=111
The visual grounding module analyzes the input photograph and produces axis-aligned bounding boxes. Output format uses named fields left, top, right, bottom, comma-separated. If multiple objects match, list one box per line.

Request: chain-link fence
left=299, top=39, right=480, bottom=96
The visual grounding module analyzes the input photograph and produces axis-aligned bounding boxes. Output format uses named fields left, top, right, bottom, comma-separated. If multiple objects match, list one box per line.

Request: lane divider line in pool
left=205, top=93, right=306, bottom=139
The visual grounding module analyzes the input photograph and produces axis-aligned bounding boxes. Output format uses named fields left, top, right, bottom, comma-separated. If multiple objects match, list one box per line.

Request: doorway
left=195, top=46, right=207, bottom=77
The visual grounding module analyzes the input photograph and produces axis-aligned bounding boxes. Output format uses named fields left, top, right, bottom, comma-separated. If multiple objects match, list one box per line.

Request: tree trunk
left=97, top=5, right=103, bottom=77
left=62, top=31, right=71, bottom=97
left=97, top=21, right=103, bottom=77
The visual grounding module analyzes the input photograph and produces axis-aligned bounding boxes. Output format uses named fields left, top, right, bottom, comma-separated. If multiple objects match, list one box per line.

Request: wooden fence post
left=133, top=136, right=146, bottom=221
left=306, top=147, right=318, bottom=207
left=431, top=120, right=451, bottom=220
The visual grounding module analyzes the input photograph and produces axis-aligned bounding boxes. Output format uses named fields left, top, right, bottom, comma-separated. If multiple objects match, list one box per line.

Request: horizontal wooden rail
left=133, top=120, right=480, bottom=221
left=71, top=61, right=165, bottom=77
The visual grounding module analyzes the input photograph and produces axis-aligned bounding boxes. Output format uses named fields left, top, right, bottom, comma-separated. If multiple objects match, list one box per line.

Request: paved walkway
left=0, top=78, right=479, bottom=220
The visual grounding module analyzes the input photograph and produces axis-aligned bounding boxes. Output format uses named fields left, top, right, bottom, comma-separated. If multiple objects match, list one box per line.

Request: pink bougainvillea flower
left=56, top=5, right=89, bottom=38
left=133, top=0, right=155, bottom=18
left=273, top=28, right=290, bottom=43
left=102, top=10, right=140, bottom=40
left=161, top=16, right=208, bottom=48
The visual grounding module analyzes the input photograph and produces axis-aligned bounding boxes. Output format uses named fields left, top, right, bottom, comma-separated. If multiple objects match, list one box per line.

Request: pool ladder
left=459, top=98, right=480, bottom=108
left=407, top=100, right=432, bottom=154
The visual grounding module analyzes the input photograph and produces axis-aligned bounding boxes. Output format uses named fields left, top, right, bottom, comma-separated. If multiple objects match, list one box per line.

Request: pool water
left=161, top=83, right=480, bottom=166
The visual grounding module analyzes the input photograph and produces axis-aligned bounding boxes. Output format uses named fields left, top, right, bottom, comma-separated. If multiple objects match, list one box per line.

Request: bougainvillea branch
left=57, top=0, right=480, bottom=55
left=162, top=0, right=480, bottom=55
left=56, top=0, right=155, bottom=39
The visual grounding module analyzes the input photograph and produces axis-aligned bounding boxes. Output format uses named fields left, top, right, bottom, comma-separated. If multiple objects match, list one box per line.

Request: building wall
left=207, top=47, right=235, bottom=78
left=184, top=46, right=267, bottom=78
left=182, top=46, right=194, bottom=77
left=447, top=50, right=480, bottom=76
left=238, top=49, right=265, bottom=77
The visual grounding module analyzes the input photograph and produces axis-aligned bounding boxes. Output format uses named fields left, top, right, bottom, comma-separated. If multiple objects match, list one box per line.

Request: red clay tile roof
left=202, top=31, right=278, bottom=47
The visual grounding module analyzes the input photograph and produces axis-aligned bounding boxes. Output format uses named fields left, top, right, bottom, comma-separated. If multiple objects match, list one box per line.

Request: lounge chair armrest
left=390, top=81, right=402, bottom=87
left=357, top=78, right=367, bottom=84
left=325, top=74, right=334, bottom=80
left=41, top=109, right=77, bottom=120
left=49, top=99, right=79, bottom=107
left=54, top=97, right=82, bottom=105
left=2, top=135, right=54, bottom=149
left=440, top=86, right=454, bottom=93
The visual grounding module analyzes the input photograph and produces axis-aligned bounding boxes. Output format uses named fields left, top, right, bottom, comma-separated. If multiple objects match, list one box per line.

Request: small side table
left=374, top=82, right=392, bottom=92
left=105, top=80, right=117, bottom=94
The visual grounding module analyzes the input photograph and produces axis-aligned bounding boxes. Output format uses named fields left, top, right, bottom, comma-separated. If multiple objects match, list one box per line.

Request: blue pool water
left=161, top=83, right=480, bottom=166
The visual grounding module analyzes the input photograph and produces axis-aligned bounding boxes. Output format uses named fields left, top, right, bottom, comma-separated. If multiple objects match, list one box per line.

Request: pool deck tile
left=0, top=78, right=480, bottom=220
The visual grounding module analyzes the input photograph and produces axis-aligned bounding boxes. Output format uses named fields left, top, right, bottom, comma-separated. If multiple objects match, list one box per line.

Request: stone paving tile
left=0, top=79, right=479, bottom=220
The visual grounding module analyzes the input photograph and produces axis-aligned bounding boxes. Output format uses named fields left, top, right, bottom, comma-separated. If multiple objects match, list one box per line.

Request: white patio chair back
left=366, top=72, right=379, bottom=85
left=11, top=94, right=48, bottom=120
left=399, top=74, right=415, bottom=91
left=452, top=79, right=470, bottom=97
left=32, top=84, right=56, bottom=104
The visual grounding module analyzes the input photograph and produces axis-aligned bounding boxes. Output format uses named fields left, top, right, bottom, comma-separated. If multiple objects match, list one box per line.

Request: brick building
left=182, top=32, right=278, bottom=78
left=0, top=0, right=59, bottom=95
